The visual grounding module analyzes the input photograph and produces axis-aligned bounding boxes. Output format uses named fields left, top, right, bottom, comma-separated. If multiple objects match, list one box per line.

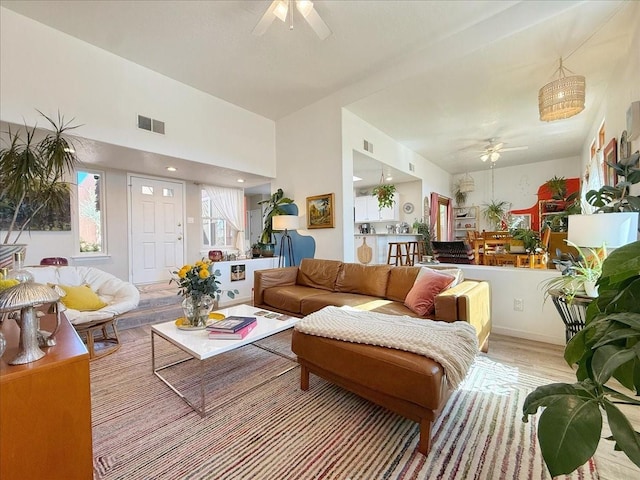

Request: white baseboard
left=492, top=326, right=565, bottom=346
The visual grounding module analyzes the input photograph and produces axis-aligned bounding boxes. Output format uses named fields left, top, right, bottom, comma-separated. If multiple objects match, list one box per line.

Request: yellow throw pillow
left=56, top=284, right=107, bottom=311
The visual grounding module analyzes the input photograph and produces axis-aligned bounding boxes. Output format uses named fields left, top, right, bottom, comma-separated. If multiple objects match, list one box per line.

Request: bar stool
left=387, top=242, right=411, bottom=266
left=407, top=241, right=426, bottom=266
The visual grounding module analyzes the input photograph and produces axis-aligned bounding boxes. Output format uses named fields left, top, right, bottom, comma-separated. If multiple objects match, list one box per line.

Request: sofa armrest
left=254, top=266, right=299, bottom=305
left=434, top=280, right=491, bottom=347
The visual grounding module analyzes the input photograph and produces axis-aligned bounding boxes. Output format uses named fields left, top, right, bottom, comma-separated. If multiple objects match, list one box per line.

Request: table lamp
left=273, top=215, right=300, bottom=267
left=567, top=212, right=639, bottom=249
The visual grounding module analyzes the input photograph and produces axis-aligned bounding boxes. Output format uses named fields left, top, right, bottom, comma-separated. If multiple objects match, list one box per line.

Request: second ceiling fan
left=479, top=139, right=528, bottom=163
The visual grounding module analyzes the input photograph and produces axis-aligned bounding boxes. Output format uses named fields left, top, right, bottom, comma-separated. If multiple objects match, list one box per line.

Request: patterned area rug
left=90, top=331, right=598, bottom=479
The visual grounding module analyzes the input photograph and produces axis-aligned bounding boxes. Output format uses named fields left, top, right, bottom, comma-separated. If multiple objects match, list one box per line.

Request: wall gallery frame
left=603, top=138, right=618, bottom=187
left=306, top=193, right=335, bottom=229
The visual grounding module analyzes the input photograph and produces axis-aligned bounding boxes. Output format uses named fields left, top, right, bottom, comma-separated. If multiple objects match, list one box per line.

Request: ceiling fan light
left=296, top=0, right=314, bottom=18
left=490, top=152, right=500, bottom=162
left=481, top=154, right=489, bottom=162
left=274, top=0, right=289, bottom=22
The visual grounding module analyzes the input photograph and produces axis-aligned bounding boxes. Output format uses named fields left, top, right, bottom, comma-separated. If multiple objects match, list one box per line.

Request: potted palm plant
left=0, top=111, right=80, bottom=268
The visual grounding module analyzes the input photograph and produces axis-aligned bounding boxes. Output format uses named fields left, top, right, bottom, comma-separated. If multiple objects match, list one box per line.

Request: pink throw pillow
left=404, top=269, right=455, bottom=316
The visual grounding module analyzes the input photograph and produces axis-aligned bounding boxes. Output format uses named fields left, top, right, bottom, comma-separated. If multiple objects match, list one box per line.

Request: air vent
left=137, top=115, right=165, bottom=135
left=363, top=139, right=373, bottom=153
left=409, top=162, right=415, bottom=172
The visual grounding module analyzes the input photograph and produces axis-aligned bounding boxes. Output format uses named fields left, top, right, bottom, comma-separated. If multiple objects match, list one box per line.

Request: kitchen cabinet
left=354, top=194, right=399, bottom=222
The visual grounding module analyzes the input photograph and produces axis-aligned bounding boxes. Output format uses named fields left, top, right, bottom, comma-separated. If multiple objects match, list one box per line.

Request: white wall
left=275, top=99, right=344, bottom=260
left=451, top=156, right=581, bottom=231
left=581, top=6, right=640, bottom=198
left=455, top=264, right=567, bottom=345
left=0, top=8, right=276, bottom=177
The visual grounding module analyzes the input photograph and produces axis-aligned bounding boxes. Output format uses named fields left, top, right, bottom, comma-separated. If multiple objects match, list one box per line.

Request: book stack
left=207, top=316, right=257, bottom=340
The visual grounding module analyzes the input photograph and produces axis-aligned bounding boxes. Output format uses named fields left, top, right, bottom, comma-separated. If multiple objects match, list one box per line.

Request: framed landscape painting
left=306, top=193, right=334, bottom=229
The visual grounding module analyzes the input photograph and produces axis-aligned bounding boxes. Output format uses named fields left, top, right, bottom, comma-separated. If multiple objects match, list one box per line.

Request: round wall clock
left=403, top=202, right=414, bottom=214
left=620, top=130, right=630, bottom=160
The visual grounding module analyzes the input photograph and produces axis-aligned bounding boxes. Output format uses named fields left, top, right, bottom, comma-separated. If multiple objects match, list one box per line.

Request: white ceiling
left=2, top=0, right=638, bottom=186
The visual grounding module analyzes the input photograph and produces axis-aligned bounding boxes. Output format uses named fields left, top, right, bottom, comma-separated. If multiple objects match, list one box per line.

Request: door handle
left=177, top=236, right=183, bottom=241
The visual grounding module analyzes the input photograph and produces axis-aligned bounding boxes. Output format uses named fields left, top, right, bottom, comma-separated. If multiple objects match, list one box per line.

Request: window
left=201, top=189, right=236, bottom=247
left=77, top=170, right=106, bottom=254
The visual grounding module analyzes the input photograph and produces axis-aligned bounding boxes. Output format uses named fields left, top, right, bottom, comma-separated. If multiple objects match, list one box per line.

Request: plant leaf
left=603, top=400, right=640, bottom=468
left=538, top=396, right=602, bottom=477
left=593, top=328, right=640, bottom=348
left=592, top=344, right=637, bottom=384
left=522, top=382, right=596, bottom=420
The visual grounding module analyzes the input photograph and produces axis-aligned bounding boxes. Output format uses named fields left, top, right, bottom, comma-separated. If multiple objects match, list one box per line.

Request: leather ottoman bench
left=291, top=329, right=451, bottom=455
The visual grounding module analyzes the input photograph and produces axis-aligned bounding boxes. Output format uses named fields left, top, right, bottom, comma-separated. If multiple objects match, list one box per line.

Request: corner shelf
left=453, top=206, right=479, bottom=240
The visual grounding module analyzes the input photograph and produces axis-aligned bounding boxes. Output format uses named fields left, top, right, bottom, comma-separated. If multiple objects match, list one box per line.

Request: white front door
left=129, top=175, right=185, bottom=284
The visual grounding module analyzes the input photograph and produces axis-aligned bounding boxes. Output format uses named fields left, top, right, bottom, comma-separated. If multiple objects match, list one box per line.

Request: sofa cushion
left=404, top=269, right=455, bottom=316
left=263, top=285, right=328, bottom=314
left=385, top=266, right=421, bottom=302
left=296, top=259, right=342, bottom=291
left=56, top=283, right=108, bottom=311
left=335, top=263, right=392, bottom=297
left=300, top=292, right=384, bottom=316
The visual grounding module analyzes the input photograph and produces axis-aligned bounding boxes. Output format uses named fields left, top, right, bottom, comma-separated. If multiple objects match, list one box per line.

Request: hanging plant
left=371, top=184, right=396, bottom=209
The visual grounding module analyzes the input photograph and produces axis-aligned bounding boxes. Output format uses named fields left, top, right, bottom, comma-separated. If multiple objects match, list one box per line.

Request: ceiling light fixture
left=166, top=166, right=177, bottom=172
left=481, top=152, right=500, bottom=163
left=253, top=0, right=331, bottom=39
left=538, top=58, right=585, bottom=122
left=353, top=175, right=362, bottom=182
left=237, top=178, right=245, bottom=183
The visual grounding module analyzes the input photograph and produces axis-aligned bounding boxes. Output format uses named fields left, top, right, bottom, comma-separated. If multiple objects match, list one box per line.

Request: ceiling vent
left=137, top=115, right=165, bottom=135
left=363, top=140, right=373, bottom=154
left=409, top=162, right=415, bottom=172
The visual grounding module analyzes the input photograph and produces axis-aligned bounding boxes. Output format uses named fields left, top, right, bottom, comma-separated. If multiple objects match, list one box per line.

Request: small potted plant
left=453, top=180, right=468, bottom=207
left=371, top=183, right=396, bottom=209
left=251, top=243, right=261, bottom=258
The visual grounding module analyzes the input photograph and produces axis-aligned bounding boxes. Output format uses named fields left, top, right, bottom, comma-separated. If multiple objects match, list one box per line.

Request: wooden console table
left=0, top=312, right=93, bottom=480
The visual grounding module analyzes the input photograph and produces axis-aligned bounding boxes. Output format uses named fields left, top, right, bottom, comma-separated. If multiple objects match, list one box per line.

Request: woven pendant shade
left=458, top=173, right=475, bottom=193
left=538, top=59, right=585, bottom=122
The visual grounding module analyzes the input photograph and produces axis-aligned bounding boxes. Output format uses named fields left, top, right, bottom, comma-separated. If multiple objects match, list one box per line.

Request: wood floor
left=117, top=325, right=638, bottom=479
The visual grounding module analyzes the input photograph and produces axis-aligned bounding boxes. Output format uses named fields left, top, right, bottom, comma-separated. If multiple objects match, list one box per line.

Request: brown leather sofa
left=255, top=258, right=492, bottom=455
left=254, top=258, right=491, bottom=349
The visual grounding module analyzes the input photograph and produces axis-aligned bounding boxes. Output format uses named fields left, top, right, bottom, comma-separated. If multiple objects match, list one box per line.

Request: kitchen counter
left=354, top=234, right=421, bottom=264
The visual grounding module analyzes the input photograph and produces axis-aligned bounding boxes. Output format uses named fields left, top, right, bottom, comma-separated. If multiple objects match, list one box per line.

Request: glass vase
left=181, top=295, right=214, bottom=328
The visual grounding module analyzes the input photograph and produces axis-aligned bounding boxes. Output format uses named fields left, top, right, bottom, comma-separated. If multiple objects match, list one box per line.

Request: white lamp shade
left=272, top=215, right=300, bottom=231
left=567, top=213, right=639, bottom=248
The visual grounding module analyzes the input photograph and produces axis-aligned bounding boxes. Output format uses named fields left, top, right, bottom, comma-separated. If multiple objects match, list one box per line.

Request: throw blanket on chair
left=295, top=306, right=478, bottom=389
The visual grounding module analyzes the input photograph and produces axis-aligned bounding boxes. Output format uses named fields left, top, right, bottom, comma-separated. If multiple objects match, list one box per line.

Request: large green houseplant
left=587, top=150, right=640, bottom=214
left=371, top=183, right=396, bottom=209
left=523, top=240, right=640, bottom=476
left=482, top=199, right=509, bottom=230
left=0, top=111, right=80, bottom=245
left=257, top=189, right=293, bottom=255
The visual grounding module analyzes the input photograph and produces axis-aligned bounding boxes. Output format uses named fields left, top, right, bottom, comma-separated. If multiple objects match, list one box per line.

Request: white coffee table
left=151, top=304, right=298, bottom=416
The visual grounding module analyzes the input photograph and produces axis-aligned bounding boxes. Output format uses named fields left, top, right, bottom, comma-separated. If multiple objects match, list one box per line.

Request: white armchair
left=25, top=265, right=140, bottom=359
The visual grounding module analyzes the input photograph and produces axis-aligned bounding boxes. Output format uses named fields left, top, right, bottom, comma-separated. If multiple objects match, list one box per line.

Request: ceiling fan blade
left=252, top=0, right=280, bottom=36
left=493, top=142, right=504, bottom=151
left=500, top=146, right=529, bottom=152
left=303, top=6, right=332, bottom=40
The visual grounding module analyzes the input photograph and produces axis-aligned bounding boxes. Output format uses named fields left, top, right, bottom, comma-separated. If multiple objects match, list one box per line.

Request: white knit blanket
left=295, top=306, right=479, bottom=389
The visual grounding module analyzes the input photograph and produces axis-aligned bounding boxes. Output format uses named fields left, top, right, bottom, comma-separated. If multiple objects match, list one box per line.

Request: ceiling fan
left=479, top=139, right=528, bottom=163
left=253, top=0, right=331, bottom=40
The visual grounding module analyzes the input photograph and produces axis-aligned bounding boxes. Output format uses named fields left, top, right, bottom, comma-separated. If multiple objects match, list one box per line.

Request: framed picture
left=306, top=193, right=335, bottom=229
left=230, top=264, right=245, bottom=281
left=603, top=138, right=618, bottom=186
